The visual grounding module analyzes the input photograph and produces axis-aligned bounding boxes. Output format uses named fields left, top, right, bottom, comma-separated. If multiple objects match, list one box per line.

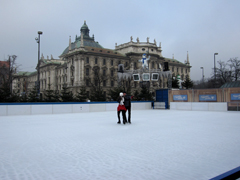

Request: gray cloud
left=1, top=0, right=239, bottom=80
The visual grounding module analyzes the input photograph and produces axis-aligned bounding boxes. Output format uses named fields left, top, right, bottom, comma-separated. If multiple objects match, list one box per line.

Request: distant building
left=12, top=21, right=191, bottom=99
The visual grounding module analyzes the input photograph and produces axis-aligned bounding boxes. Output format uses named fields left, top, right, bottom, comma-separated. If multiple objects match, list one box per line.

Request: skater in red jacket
left=117, top=92, right=127, bottom=124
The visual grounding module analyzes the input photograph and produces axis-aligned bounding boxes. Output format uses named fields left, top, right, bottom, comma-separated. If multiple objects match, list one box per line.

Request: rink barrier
left=210, top=166, right=240, bottom=180
left=170, top=102, right=227, bottom=111
left=0, top=101, right=152, bottom=116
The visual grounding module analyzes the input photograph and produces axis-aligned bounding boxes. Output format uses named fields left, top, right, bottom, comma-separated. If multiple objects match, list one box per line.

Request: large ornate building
left=13, top=21, right=191, bottom=99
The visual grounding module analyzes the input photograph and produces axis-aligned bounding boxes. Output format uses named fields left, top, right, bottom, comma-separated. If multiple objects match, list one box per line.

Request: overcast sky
left=1, top=0, right=239, bottom=81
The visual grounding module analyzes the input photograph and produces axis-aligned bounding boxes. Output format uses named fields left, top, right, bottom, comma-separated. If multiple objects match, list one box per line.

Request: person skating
left=123, top=91, right=132, bottom=124
left=117, top=92, right=127, bottom=124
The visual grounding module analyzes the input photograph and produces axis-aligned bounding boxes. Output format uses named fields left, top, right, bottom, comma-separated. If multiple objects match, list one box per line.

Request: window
left=152, top=62, right=154, bottom=69
left=71, top=80, right=74, bottom=86
left=186, top=69, right=187, bottom=73
left=111, top=60, right=113, bottom=66
left=86, top=57, right=89, bottom=64
left=177, top=68, right=179, bottom=73
left=86, top=79, right=89, bottom=86
left=172, top=67, right=174, bottom=72
left=72, top=59, right=74, bottom=64
left=142, top=73, right=150, bottom=81
left=134, top=62, right=137, bottom=69
left=86, top=91, right=89, bottom=98
left=111, top=70, right=114, bottom=76
left=95, top=80, right=98, bottom=86
left=152, top=73, right=159, bottom=81
left=111, top=81, right=114, bottom=87
left=86, top=68, right=89, bottom=76
left=103, top=69, right=106, bottom=76
left=181, top=68, right=183, bottom=73
left=103, top=80, right=106, bottom=87
left=142, top=48, right=145, bottom=51
left=94, top=69, right=98, bottom=76
left=103, top=59, right=106, bottom=65
left=95, top=58, right=98, bottom=64
left=133, top=74, right=140, bottom=81
left=125, top=62, right=128, bottom=67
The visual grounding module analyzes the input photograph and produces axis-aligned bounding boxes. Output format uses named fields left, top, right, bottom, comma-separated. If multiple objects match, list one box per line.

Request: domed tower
left=60, top=21, right=103, bottom=57
left=80, top=20, right=92, bottom=40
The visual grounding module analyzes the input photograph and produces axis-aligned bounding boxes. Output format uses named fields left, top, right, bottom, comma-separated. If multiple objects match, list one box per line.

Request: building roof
left=61, top=40, right=104, bottom=56
left=84, top=46, right=126, bottom=57
left=15, top=71, right=37, bottom=76
left=164, top=57, right=188, bottom=66
left=41, top=59, right=62, bottom=65
left=220, top=81, right=240, bottom=88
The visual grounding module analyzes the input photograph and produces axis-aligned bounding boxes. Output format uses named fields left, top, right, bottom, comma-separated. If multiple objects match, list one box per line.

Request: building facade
left=13, top=21, right=191, bottom=99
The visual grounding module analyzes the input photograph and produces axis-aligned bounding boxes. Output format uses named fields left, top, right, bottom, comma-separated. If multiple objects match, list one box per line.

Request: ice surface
left=0, top=110, right=240, bottom=180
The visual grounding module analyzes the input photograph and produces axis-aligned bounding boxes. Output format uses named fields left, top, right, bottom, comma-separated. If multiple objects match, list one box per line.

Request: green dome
left=81, top=21, right=89, bottom=30
left=60, top=21, right=104, bottom=56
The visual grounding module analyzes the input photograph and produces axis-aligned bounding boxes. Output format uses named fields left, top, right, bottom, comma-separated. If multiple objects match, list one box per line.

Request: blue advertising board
left=199, top=94, right=217, bottom=101
left=173, top=95, right=188, bottom=101
left=231, top=93, right=240, bottom=100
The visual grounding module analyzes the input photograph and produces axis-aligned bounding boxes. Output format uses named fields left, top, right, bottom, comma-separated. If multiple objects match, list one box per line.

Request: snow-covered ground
left=0, top=110, right=240, bottom=180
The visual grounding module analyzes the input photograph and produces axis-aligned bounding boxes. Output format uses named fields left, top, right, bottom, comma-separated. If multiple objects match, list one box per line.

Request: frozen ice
left=0, top=110, right=240, bottom=180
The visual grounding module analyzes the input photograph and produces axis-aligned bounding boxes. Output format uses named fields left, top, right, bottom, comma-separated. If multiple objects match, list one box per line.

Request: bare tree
left=213, top=60, right=232, bottom=87
left=87, top=67, right=107, bottom=101
left=8, top=55, right=20, bottom=94
left=228, top=57, right=240, bottom=81
left=0, top=55, right=20, bottom=101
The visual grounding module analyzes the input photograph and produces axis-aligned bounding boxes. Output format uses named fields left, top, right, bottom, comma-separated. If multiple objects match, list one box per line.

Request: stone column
left=67, top=58, right=71, bottom=86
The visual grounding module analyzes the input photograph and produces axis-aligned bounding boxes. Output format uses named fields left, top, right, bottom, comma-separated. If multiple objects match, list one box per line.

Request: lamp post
left=200, top=67, right=204, bottom=82
left=35, top=31, right=43, bottom=97
left=214, top=53, right=218, bottom=82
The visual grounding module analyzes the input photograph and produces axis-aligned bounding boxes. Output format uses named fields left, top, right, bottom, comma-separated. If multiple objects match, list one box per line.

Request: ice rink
left=0, top=109, right=240, bottom=180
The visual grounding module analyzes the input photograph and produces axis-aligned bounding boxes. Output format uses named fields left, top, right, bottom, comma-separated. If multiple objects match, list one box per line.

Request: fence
left=168, top=87, right=240, bottom=111
left=153, top=102, right=165, bottom=109
left=0, top=101, right=152, bottom=116
left=168, top=87, right=240, bottom=103
left=228, top=102, right=240, bottom=111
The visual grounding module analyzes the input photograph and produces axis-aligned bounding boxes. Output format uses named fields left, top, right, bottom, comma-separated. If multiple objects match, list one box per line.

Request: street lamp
left=214, top=53, right=218, bottom=82
left=35, top=31, right=43, bottom=97
left=200, top=67, right=204, bottom=82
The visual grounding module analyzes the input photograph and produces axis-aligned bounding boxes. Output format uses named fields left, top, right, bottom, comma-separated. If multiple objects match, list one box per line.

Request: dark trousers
left=117, top=110, right=126, bottom=123
left=125, top=106, right=131, bottom=122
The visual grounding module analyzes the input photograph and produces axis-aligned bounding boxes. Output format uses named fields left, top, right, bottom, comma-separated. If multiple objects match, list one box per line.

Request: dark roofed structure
left=220, top=81, right=240, bottom=88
